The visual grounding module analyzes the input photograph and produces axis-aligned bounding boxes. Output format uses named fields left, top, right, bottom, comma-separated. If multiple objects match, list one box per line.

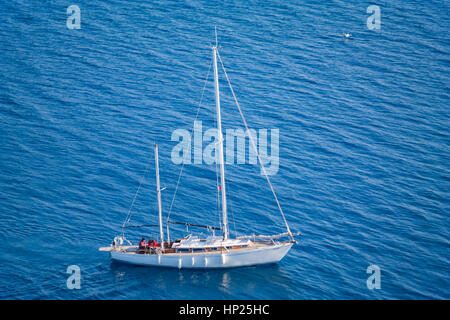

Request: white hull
left=109, top=243, right=293, bottom=269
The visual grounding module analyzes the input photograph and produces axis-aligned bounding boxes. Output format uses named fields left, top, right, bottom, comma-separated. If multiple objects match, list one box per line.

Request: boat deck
left=99, top=241, right=287, bottom=255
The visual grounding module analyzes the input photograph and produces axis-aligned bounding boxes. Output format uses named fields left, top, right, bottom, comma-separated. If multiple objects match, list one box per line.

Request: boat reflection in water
left=109, top=261, right=295, bottom=299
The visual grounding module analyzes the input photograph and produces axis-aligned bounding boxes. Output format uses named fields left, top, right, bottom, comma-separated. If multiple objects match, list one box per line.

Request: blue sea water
left=0, top=0, right=449, bottom=299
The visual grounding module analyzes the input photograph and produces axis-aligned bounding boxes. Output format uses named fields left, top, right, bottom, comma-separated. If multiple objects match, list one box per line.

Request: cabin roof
left=171, top=235, right=251, bottom=249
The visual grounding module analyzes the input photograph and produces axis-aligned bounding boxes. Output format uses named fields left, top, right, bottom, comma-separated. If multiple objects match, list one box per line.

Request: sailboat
left=99, top=30, right=300, bottom=268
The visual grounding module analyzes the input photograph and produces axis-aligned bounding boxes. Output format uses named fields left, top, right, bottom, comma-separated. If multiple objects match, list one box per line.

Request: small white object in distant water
left=343, top=32, right=352, bottom=38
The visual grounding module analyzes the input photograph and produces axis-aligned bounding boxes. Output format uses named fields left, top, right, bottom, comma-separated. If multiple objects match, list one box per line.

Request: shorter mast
left=155, top=144, right=165, bottom=249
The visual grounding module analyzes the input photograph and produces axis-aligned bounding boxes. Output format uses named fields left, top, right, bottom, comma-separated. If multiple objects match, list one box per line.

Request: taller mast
left=213, top=32, right=229, bottom=240
left=155, top=144, right=165, bottom=249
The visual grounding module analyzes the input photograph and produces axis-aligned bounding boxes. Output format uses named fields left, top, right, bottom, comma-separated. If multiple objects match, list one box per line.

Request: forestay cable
left=216, top=49, right=294, bottom=241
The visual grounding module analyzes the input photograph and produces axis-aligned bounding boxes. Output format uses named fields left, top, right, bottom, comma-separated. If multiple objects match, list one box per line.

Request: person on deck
left=139, top=237, right=147, bottom=250
left=148, top=239, right=156, bottom=247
